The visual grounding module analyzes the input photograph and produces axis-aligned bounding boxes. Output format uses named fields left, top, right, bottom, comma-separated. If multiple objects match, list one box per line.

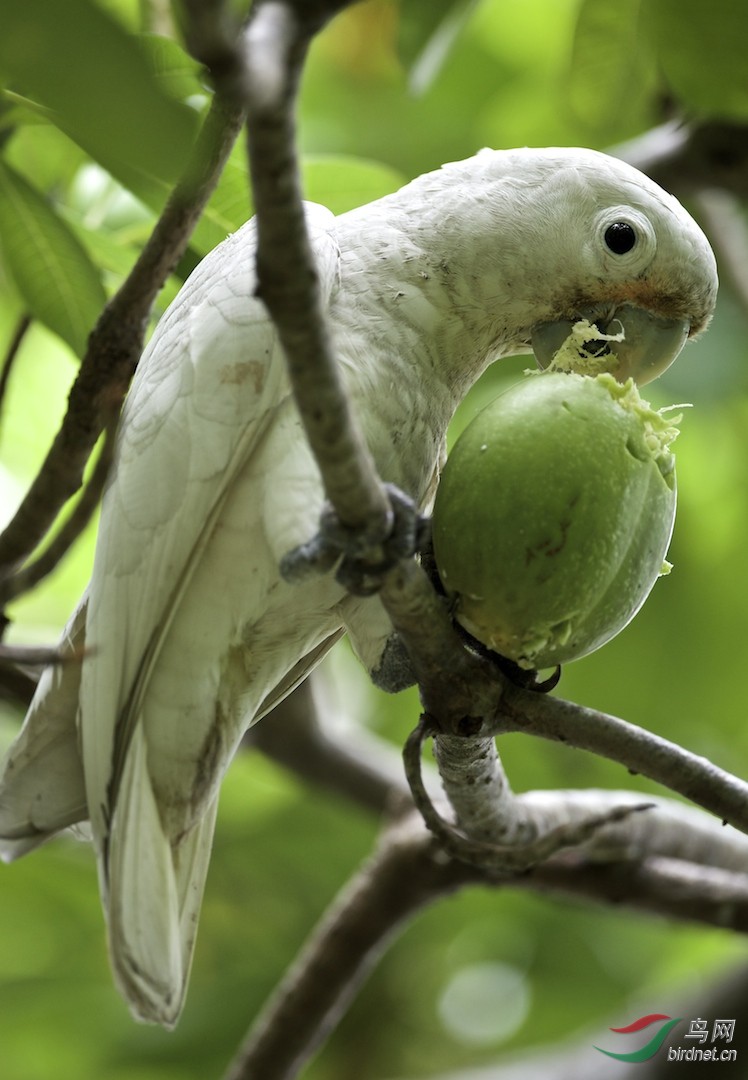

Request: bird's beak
left=531, top=304, right=690, bottom=386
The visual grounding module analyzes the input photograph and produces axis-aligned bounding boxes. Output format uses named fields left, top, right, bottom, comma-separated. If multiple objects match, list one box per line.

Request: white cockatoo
left=0, top=148, right=717, bottom=1026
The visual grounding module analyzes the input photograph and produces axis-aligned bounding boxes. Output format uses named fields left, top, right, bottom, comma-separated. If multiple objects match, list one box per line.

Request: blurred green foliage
left=1, top=0, right=748, bottom=1078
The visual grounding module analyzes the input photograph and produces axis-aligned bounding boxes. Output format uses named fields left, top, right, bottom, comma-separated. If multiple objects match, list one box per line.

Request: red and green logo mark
left=595, top=1014, right=683, bottom=1062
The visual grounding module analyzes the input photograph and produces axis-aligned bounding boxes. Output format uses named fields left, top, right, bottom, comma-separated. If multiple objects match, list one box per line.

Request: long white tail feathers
left=104, top=724, right=218, bottom=1027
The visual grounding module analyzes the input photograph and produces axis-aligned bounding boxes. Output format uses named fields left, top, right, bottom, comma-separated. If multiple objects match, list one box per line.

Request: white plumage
left=0, top=148, right=717, bottom=1025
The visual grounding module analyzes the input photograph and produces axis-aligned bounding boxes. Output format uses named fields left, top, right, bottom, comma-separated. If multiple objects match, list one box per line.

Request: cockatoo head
left=503, top=148, right=717, bottom=385
left=422, top=147, right=718, bottom=386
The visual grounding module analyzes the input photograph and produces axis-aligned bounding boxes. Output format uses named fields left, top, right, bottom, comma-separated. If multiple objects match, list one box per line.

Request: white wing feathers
left=0, top=597, right=88, bottom=857
left=86, top=204, right=339, bottom=1025
left=0, top=205, right=341, bottom=1026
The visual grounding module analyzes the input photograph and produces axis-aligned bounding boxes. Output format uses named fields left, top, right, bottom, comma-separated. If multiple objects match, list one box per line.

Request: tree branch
left=247, top=673, right=413, bottom=815
left=243, top=0, right=392, bottom=549
left=222, top=815, right=471, bottom=1080
left=0, top=84, right=245, bottom=575
left=0, top=414, right=117, bottom=606
left=381, top=558, right=748, bottom=852
left=0, top=314, right=31, bottom=424
left=232, top=8, right=748, bottom=1070
left=495, top=687, right=748, bottom=836
left=254, top=675, right=748, bottom=879
left=224, top=805, right=748, bottom=1080
left=617, top=119, right=748, bottom=201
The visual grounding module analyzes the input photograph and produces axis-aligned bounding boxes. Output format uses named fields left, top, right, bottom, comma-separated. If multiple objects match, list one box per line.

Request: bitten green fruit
left=432, top=372, right=680, bottom=669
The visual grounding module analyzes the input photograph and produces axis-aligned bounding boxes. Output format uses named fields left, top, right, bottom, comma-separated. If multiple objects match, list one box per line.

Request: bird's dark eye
left=604, top=221, right=637, bottom=255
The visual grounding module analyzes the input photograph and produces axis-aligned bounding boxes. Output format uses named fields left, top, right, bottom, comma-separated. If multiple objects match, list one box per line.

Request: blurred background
left=0, top=0, right=747, bottom=1077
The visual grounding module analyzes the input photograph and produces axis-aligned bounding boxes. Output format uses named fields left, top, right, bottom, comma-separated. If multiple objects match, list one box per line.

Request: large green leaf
left=302, top=155, right=405, bottom=214
left=138, top=31, right=204, bottom=104
left=0, top=162, right=107, bottom=356
left=0, top=0, right=198, bottom=187
left=190, top=153, right=406, bottom=258
left=647, top=0, right=748, bottom=119
left=566, top=0, right=656, bottom=134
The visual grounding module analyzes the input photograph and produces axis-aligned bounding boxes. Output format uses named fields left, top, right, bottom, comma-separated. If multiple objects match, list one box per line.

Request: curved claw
left=335, top=485, right=429, bottom=595
left=281, top=484, right=429, bottom=597
left=531, top=304, right=689, bottom=386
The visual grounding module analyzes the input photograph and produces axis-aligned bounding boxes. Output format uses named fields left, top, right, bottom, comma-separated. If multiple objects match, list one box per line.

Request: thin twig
left=0, top=642, right=76, bottom=666
left=0, top=313, right=32, bottom=424
left=0, top=413, right=117, bottom=605
left=0, top=638, right=78, bottom=708
left=496, top=687, right=748, bottom=837
left=0, top=89, right=245, bottom=574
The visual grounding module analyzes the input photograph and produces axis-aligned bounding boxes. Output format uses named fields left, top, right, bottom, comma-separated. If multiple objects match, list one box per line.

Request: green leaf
left=188, top=153, right=406, bottom=259
left=3, top=118, right=90, bottom=199
left=302, top=155, right=406, bottom=214
left=137, top=32, right=205, bottom=105
left=403, top=0, right=479, bottom=96
left=190, top=146, right=254, bottom=255
left=0, top=0, right=198, bottom=187
left=398, top=0, right=471, bottom=67
left=0, top=162, right=107, bottom=356
left=648, top=0, right=748, bottom=119
left=566, top=0, right=656, bottom=134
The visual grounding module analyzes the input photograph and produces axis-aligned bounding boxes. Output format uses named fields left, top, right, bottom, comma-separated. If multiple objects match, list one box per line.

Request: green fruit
left=432, top=372, right=679, bottom=669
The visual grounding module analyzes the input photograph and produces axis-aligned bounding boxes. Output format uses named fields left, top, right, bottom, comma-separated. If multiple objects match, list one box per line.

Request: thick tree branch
left=243, top=0, right=392, bottom=550
left=224, top=808, right=748, bottom=1080
left=223, top=815, right=471, bottom=1080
